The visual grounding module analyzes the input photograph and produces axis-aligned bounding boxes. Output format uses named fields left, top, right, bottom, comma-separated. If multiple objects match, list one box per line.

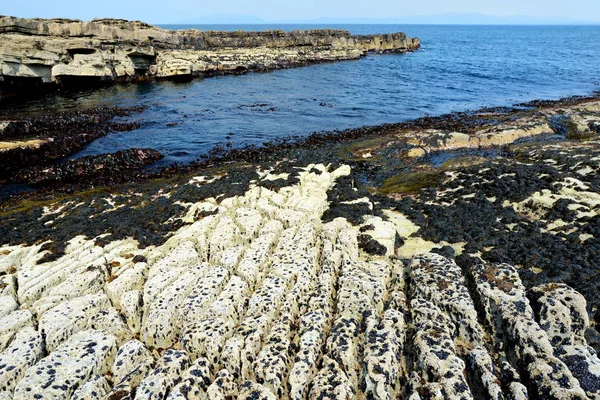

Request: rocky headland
left=1, top=94, right=600, bottom=399
left=0, top=16, right=420, bottom=100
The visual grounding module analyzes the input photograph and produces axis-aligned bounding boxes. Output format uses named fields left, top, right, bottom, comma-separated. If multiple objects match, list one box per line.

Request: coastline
left=1, top=18, right=600, bottom=400
left=0, top=16, right=419, bottom=101
left=2, top=90, right=600, bottom=398
left=2, top=91, right=599, bottom=198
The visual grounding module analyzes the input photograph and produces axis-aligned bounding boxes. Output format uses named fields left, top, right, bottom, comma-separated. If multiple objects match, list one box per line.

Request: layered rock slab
left=0, top=163, right=598, bottom=400
left=0, top=16, right=420, bottom=95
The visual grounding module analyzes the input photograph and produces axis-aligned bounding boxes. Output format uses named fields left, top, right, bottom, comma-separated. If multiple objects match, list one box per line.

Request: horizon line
left=158, top=22, right=600, bottom=25
left=3, top=14, right=599, bottom=26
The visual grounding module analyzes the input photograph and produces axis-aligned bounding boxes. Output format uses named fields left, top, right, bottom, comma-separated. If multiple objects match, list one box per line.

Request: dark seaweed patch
left=358, top=234, right=387, bottom=256
left=322, top=175, right=374, bottom=225
left=0, top=163, right=260, bottom=261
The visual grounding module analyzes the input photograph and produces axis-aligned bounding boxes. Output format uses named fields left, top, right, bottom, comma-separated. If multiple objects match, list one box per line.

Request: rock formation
left=0, top=16, right=420, bottom=97
left=1, top=163, right=599, bottom=400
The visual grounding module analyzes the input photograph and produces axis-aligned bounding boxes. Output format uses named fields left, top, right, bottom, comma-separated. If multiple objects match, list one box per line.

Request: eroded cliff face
left=0, top=16, right=420, bottom=96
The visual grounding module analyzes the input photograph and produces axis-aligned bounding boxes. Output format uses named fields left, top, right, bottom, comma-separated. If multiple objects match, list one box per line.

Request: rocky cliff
left=0, top=16, right=420, bottom=97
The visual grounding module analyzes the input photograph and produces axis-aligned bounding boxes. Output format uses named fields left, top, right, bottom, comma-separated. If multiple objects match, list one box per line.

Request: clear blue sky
left=3, top=0, right=600, bottom=24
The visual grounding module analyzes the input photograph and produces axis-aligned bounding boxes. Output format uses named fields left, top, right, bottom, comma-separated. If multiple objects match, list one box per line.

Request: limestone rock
left=0, top=310, right=34, bottom=352
left=0, top=295, right=17, bottom=318
left=206, top=369, right=238, bottom=399
left=134, top=350, right=191, bottom=400
left=469, top=262, right=587, bottom=399
left=0, top=274, right=17, bottom=298
left=0, top=17, right=419, bottom=94
left=141, top=262, right=213, bottom=348
left=363, top=309, right=406, bottom=400
left=71, top=375, right=111, bottom=400
left=120, top=290, right=143, bottom=335
left=529, top=283, right=600, bottom=399
left=238, top=381, right=277, bottom=400
left=87, top=307, right=133, bottom=345
left=166, top=358, right=213, bottom=399
left=0, top=326, right=44, bottom=393
left=105, top=262, right=147, bottom=308
left=38, top=293, right=112, bottom=352
left=410, top=253, right=485, bottom=348
left=529, top=283, right=589, bottom=347
left=410, top=298, right=474, bottom=400
left=3, top=163, right=597, bottom=400
left=13, top=330, right=117, bottom=400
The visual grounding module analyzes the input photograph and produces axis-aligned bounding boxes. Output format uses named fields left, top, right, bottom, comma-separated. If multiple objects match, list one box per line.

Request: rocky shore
left=0, top=16, right=420, bottom=100
left=1, top=95, right=600, bottom=399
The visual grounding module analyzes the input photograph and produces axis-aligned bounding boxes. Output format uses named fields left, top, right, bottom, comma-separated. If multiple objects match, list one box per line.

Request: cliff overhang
left=0, top=16, right=420, bottom=99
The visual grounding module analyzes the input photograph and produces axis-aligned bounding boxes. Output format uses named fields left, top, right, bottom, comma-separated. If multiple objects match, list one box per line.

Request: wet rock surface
left=1, top=96, right=600, bottom=399
left=0, top=106, right=144, bottom=187
left=14, top=148, right=163, bottom=185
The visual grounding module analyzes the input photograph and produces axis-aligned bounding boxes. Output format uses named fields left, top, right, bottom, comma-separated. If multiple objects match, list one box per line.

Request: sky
left=3, top=0, right=600, bottom=24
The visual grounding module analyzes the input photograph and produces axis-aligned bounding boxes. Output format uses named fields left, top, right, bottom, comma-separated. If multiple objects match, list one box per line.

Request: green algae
left=379, top=170, right=445, bottom=195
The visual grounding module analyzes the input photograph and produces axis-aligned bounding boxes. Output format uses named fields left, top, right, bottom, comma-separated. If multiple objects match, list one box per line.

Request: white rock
left=87, top=307, right=133, bottom=345
left=0, top=274, right=17, bottom=298
left=47, top=264, right=107, bottom=300
left=470, top=262, right=587, bottom=399
left=206, top=369, right=238, bottom=399
left=71, top=375, right=110, bottom=400
left=363, top=309, right=406, bottom=400
left=253, top=316, right=292, bottom=398
left=178, top=266, right=231, bottom=328
left=237, top=381, right=277, bottom=400
left=167, top=358, right=213, bottom=399
left=0, top=310, right=34, bottom=352
left=134, top=350, right=191, bottom=400
left=13, top=330, right=117, bottom=400
left=0, top=295, right=18, bottom=318
left=309, top=357, right=353, bottom=400
left=38, top=293, right=111, bottom=352
left=142, top=263, right=212, bottom=348
left=0, top=326, right=44, bottom=393
left=410, top=298, right=474, bottom=400
left=234, top=208, right=263, bottom=238
left=411, top=253, right=485, bottom=349
left=529, top=283, right=600, bottom=399
left=120, top=290, right=143, bottom=334
left=105, top=262, right=147, bottom=308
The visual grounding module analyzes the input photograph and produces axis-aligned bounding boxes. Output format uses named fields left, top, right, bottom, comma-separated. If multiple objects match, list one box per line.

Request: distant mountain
left=166, top=12, right=599, bottom=26
left=175, top=14, right=265, bottom=24
left=306, top=13, right=598, bottom=25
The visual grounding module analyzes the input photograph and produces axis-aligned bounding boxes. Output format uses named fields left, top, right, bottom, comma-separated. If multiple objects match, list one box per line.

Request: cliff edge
left=0, top=16, right=420, bottom=97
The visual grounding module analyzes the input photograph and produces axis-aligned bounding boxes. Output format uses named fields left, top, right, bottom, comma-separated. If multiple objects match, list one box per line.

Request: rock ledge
left=0, top=16, right=420, bottom=97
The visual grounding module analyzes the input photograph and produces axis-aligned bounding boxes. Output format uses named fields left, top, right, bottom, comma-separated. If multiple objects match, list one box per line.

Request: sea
left=3, top=24, right=600, bottom=166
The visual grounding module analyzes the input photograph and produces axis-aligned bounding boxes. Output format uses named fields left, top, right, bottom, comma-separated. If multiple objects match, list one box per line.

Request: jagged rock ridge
left=1, top=164, right=599, bottom=400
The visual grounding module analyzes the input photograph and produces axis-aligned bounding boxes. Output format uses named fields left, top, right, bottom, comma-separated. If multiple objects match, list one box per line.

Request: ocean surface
left=4, top=25, right=600, bottom=166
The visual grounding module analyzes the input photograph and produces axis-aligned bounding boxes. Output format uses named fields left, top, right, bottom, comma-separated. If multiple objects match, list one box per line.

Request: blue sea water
left=5, top=25, right=600, bottom=165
